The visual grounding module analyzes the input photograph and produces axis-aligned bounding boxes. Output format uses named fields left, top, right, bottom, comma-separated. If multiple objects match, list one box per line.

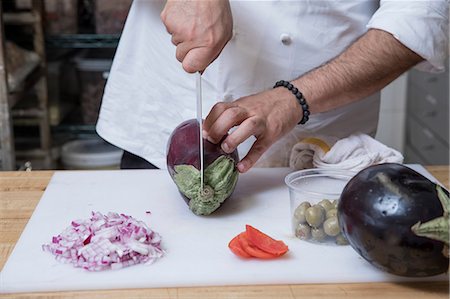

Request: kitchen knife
left=196, top=72, right=204, bottom=190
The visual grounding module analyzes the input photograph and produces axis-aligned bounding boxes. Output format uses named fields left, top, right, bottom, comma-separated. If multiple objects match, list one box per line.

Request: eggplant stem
left=174, top=155, right=238, bottom=216
left=437, top=184, right=449, bottom=216
left=411, top=185, right=449, bottom=247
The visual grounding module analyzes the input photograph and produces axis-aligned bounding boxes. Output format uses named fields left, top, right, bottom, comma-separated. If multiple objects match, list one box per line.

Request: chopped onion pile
left=42, top=211, right=164, bottom=271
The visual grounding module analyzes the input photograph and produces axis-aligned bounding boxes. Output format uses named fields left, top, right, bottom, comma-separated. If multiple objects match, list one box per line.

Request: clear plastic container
left=61, top=138, right=123, bottom=170
left=285, top=169, right=355, bottom=245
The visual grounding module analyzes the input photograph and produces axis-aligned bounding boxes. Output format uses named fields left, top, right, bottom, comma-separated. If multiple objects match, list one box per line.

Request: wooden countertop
left=0, top=167, right=449, bottom=299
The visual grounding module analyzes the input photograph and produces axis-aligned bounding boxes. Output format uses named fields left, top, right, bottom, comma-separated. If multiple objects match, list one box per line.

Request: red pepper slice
left=228, top=234, right=251, bottom=258
left=245, top=225, right=288, bottom=257
left=237, top=232, right=277, bottom=259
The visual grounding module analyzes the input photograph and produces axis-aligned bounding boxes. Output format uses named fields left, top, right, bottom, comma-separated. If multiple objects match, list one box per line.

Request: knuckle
left=269, top=121, right=283, bottom=137
left=248, top=117, right=265, bottom=132
left=204, top=32, right=217, bottom=48
left=224, top=135, right=237, bottom=149
left=213, top=102, right=228, bottom=113
left=248, top=118, right=260, bottom=129
left=182, top=27, right=198, bottom=44
left=224, top=106, right=243, bottom=121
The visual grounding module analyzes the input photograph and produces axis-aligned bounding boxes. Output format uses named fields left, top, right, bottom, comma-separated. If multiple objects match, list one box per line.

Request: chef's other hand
left=161, top=0, right=233, bottom=73
left=203, top=88, right=302, bottom=173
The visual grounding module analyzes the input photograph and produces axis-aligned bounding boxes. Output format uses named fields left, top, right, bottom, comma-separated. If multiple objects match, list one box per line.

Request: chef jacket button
left=280, top=33, right=292, bottom=45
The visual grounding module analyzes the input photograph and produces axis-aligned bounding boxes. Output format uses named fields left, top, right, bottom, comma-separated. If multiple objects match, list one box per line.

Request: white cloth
left=289, top=134, right=404, bottom=172
left=96, top=0, right=448, bottom=169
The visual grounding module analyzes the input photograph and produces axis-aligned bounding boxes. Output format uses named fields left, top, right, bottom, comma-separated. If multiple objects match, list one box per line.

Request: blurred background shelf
left=404, top=64, right=449, bottom=165
left=8, top=63, right=43, bottom=95
left=0, top=0, right=52, bottom=170
left=1, top=0, right=130, bottom=170
left=46, top=34, right=120, bottom=48
left=3, top=11, right=38, bottom=25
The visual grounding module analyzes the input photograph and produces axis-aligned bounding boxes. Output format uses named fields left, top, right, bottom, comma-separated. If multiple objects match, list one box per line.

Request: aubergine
left=166, top=119, right=239, bottom=216
left=337, top=163, right=449, bottom=277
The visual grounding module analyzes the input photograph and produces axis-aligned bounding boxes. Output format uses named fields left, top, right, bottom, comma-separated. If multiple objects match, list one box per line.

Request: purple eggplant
left=338, top=163, right=449, bottom=277
left=166, top=119, right=239, bottom=215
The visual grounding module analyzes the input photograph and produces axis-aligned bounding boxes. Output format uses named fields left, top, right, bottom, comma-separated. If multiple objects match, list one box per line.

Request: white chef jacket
left=96, top=0, right=448, bottom=169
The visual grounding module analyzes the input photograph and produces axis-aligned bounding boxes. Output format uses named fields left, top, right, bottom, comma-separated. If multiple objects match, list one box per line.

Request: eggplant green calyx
left=173, top=155, right=238, bottom=216
left=411, top=185, right=449, bottom=257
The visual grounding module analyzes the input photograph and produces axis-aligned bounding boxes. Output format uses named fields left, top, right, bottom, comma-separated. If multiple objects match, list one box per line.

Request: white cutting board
left=0, top=165, right=447, bottom=293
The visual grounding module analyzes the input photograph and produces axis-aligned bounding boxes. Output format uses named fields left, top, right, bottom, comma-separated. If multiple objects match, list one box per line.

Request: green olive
left=311, top=227, right=327, bottom=242
left=318, top=199, right=334, bottom=212
left=335, top=234, right=349, bottom=246
left=305, top=205, right=325, bottom=228
left=295, top=223, right=311, bottom=240
left=293, top=201, right=311, bottom=224
left=323, top=216, right=340, bottom=236
left=326, top=208, right=337, bottom=219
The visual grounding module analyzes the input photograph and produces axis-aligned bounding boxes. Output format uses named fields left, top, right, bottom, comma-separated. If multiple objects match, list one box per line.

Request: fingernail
left=202, top=130, right=208, bottom=139
left=237, top=161, right=247, bottom=173
left=222, top=142, right=231, bottom=153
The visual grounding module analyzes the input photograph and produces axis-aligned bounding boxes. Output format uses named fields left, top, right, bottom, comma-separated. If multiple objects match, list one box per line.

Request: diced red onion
left=43, top=211, right=164, bottom=271
left=71, top=221, right=80, bottom=227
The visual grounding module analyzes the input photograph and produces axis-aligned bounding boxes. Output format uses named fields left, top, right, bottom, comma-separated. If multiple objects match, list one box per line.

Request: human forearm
left=203, top=28, right=425, bottom=173
left=292, top=28, right=423, bottom=114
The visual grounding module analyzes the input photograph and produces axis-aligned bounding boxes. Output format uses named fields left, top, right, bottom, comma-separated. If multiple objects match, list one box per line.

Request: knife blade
left=196, top=72, right=204, bottom=190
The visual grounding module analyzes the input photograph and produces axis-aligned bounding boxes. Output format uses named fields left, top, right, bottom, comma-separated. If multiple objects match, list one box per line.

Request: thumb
left=182, top=47, right=219, bottom=73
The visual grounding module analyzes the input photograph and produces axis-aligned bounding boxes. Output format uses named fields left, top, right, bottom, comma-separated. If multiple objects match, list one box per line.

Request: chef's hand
left=203, top=88, right=302, bottom=173
left=161, top=0, right=233, bottom=73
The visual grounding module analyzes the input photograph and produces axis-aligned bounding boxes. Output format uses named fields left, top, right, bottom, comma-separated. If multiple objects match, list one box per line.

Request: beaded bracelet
left=273, top=80, right=310, bottom=125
